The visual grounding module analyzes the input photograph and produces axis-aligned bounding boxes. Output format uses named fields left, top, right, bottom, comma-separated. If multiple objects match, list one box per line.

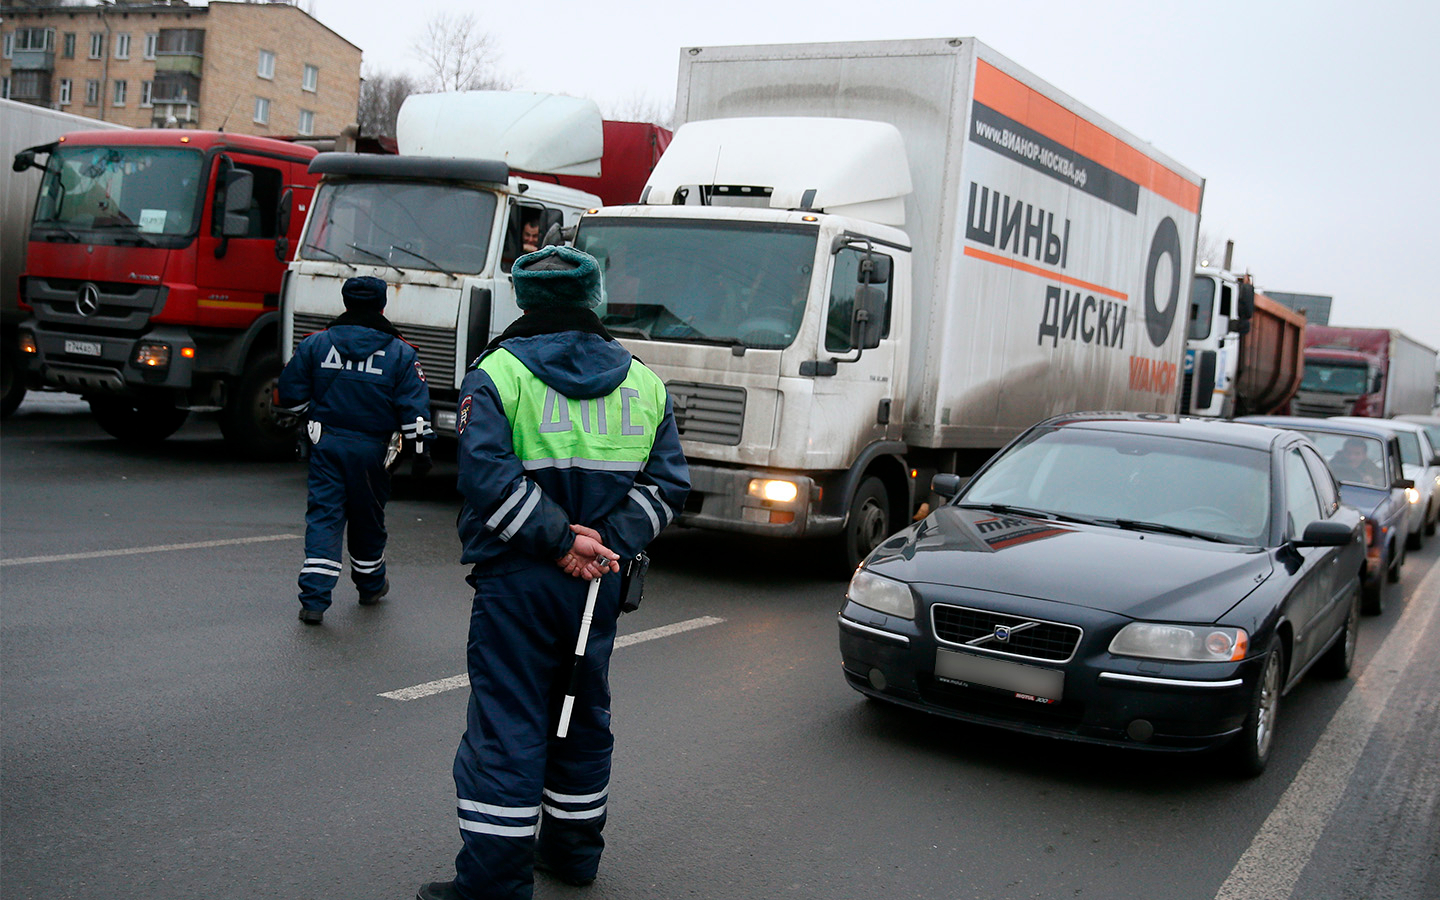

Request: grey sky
left=303, top=0, right=1440, bottom=353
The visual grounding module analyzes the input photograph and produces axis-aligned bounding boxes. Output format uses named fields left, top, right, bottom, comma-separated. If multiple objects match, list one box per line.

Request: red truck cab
left=14, top=129, right=317, bottom=457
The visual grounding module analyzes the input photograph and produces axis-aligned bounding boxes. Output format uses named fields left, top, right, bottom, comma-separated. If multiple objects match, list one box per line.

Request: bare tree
left=1196, top=229, right=1229, bottom=269
left=412, top=12, right=513, bottom=93
left=358, top=67, right=417, bottom=138
left=601, top=91, right=675, bottom=129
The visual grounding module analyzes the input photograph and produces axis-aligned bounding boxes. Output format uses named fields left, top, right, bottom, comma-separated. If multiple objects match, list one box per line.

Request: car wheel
left=1388, top=538, right=1404, bottom=583
left=1318, top=589, right=1360, bottom=679
left=1230, top=639, right=1285, bottom=777
left=1406, top=524, right=1423, bottom=551
left=1361, top=568, right=1385, bottom=616
left=835, top=476, right=892, bottom=575
left=1426, top=502, right=1437, bottom=537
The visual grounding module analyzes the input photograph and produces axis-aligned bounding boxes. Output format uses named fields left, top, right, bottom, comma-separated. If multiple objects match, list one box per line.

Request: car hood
left=865, top=506, right=1273, bottom=623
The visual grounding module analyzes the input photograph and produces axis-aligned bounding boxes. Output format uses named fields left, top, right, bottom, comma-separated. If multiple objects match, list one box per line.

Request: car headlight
left=1405, top=487, right=1420, bottom=505
left=847, top=568, right=915, bottom=619
left=1109, top=623, right=1248, bottom=662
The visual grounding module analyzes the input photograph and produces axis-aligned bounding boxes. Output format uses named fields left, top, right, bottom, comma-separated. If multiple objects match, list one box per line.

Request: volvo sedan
left=838, top=414, right=1364, bottom=776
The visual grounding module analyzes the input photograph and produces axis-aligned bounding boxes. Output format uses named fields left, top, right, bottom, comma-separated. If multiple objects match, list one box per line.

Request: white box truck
left=571, top=38, right=1204, bottom=568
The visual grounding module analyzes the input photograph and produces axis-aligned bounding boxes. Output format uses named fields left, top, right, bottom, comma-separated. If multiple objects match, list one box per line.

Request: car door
left=1299, top=444, right=1355, bottom=637
left=1280, top=443, right=1337, bottom=672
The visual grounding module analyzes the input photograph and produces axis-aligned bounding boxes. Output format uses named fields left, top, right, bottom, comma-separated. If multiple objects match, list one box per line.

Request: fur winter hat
left=341, top=276, right=388, bottom=312
left=512, top=246, right=603, bottom=311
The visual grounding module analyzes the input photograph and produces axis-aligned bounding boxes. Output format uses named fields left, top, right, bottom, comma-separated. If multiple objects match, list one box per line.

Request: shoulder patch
left=413, top=360, right=426, bottom=383
left=457, top=395, right=472, bottom=434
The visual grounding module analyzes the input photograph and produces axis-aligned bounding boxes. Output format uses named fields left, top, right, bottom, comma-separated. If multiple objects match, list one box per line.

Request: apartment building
left=0, top=1, right=360, bottom=137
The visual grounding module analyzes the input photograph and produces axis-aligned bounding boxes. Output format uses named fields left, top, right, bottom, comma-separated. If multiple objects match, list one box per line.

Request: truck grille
left=932, top=604, right=1082, bottom=663
left=293, top=314, right=457, bottom=388
left=1291, top=397, right=1352, bottom=417
left=666, top=381, right=745, bottom=445
left=27, top=278, right=162, bottom=332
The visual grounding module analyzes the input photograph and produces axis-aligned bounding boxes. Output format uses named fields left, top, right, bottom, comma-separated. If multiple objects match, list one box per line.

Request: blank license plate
left=935, top=648, right=1064, bottom=701
left=64, top=339, right=102, bottom=357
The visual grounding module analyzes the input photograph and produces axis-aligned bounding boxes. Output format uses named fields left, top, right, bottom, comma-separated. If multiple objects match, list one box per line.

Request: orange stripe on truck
left=963, top=246, right=1129, bottom=301
left=974, top=60, right=1201, bottom=214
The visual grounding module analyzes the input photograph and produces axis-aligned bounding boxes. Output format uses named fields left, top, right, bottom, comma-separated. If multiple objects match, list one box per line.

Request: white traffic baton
left=556, top=574, right=603, bottom=738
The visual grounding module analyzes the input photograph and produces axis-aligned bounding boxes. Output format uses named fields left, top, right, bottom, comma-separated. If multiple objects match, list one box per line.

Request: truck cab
left=1183, top=266, right=1253, bottom=416
left=280, top=92, right=620, bottom=435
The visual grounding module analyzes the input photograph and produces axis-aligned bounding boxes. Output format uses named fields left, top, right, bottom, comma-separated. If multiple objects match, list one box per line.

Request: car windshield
left=300, top=180, right=497, bottom=275
left=1300, top=362, right=1369, bottom=394
left=34, top=145, right=204, bottom=236
left=1287, top=430, right=1387, bottom=487
left=575, top=218, right=818, bottom=349
left=961, top=426, right=1272, bottom=544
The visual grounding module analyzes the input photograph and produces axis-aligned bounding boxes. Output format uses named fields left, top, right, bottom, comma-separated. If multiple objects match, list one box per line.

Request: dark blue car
left=1237, top=416, right=1412, bottom=614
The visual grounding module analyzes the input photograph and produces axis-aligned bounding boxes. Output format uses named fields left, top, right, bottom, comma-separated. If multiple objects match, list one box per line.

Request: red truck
left=1291, top=325, right=1438, bottom=418
left=12, top=129, right=317, bottom=457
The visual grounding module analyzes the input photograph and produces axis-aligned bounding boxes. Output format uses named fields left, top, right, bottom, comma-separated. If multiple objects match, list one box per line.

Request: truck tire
left=88, top=396, right=188, bottom=444
left=838, top=476, right=892, bottom=574
left=219, top=352, right=298, bottom=461
left=1, top=353, right=25, bottom=418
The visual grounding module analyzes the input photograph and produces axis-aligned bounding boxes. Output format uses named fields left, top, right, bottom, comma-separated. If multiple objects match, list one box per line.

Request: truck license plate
left=64, top=339, right=103, bottom=357
left=935, top=648, right=1064, bottom=702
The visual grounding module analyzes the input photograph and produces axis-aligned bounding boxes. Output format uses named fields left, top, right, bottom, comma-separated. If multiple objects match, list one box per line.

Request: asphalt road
left=3, top=394, right=1437, bottom=900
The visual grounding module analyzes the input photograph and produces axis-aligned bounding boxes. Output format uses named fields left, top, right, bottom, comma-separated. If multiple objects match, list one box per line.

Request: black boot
left=359, top=578, right=390, bottom=606
left=415, top=881, right=464, bottom=900
left=298, top=607, right=323, bottom=625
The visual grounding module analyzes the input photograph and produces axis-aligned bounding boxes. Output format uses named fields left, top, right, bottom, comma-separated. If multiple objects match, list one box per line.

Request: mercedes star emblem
left=76, top=283, right=101, bottom=317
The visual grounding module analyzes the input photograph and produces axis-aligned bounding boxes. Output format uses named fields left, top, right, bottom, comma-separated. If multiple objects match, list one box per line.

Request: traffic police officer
left=417, top=247, right=688, bottom=900
left=277, top=275, right=434, bottom=625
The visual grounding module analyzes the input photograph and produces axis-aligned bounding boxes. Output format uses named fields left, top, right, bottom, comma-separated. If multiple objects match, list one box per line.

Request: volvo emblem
left=76, top=283, right=101, bottom=317
left=993, top=624, right=1012, bottom=642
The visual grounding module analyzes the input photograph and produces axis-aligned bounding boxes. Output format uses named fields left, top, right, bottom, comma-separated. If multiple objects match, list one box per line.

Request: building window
left=1, top=78, right=9, bottom=101
left=253, top=96, right=270, bottom=125
left=144, top=33, right=157, bottom=60
left=114, top=33, right=131, bottom=60
left=112, top=80, right=127, bottom=107
left=140, top=80, right=153, bottom=107
left=63, top=32, right=76, bottom=59
left=90, top=32, right=105, bottom=60
left=16, top=28, right=55, bottom=52
left=2, top=33, right=11, bottom=60
left=257, top=49, right=275, bottom=80
left=298, top=109, right=315, bottom=136
left=302, top=64, right=318, bottom=92
left=157, top=29, right=204, bottom=55
left=59, top=78, right=72, bottom=106
left=85, top=79, right=100, bottom=106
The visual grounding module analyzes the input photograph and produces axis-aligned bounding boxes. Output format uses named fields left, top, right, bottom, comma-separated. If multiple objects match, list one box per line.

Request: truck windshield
left=300, top=180, right=497, bottom=275
left=1300, top=362, right=1369, bottom=395
left=33, top=145, right=204, bottom=237
left=575, top=218, right=818, bottom=349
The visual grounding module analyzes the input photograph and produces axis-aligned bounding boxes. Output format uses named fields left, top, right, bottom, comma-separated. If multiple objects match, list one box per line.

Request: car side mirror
left=1430, top=454, right=1440, bottom=467
left=1294, top=519, right=1354, bottom=548
left=1393, top=477, right=1415, bottom=490
left=931, top=473, right=964, bottom=498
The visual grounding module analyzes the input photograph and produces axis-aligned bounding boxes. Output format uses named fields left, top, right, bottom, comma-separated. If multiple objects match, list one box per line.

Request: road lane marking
left=0, top=533, right=303, bottom=567
left=1215, top=557, right=1440, bottom=900
left=379, top=615, right=726, bottom=701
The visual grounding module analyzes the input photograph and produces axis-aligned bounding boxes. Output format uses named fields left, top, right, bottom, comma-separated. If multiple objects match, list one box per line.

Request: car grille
left=932, top=604, right=1083, bottom=663
left=293, top=313, right=457, bottom=388
left=666, top=381, right=745, bottom=445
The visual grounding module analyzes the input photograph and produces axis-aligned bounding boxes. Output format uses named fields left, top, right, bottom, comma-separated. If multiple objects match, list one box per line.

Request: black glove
left=411, top=444, right=434, bottom=477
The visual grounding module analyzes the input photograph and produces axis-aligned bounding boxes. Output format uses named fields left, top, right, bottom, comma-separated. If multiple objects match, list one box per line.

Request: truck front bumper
left=23, top=323, right=199, bottom=396
left=676, top=463, right=844, bottom=538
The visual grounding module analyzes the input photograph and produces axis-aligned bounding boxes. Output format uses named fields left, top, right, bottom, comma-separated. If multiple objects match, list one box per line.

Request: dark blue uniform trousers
left=453, top=560, right=621, bottom=900
left=298, top=429, right=390, bottom=611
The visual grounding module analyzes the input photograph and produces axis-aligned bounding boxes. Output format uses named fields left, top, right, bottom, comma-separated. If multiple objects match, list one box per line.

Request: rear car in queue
left=837, top=413, right=1365, bottom=775
left=1238, top=416, right=1413, bottom=614
left=1329, top=416, right=1440, bottom=546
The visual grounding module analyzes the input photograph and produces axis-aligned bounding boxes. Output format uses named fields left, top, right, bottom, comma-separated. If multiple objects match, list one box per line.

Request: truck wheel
left=1, top=353, right=25, bottom=418
left=219, top=352, right=297, bottom=461
left=838, top=477, right=892, bottom=573
left=88, top=396, right=188, bottom=444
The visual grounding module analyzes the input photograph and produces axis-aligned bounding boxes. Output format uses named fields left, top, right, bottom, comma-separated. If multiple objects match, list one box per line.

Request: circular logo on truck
left=1144, top=218, right=1182, bottom=347
left=75, top=283, right=101, bottom=317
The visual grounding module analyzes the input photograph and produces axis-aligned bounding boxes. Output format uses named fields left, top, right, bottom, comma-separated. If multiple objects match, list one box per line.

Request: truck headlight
left=1109, top=623, right=1248, bottom=662
left=19, top=332, right=37, bottom=354
left=134, top=341, right=171, bottom=368
left=748, top=478, right=798, bottom=503
left=847, top=568, right=915, bottom=619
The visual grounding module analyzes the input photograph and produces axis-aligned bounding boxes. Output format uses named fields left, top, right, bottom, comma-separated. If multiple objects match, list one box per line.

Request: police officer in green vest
left=418, top=246, right=688, bottom=900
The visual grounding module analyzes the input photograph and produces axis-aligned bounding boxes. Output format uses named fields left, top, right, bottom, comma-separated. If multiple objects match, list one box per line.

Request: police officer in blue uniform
left=416, top=247, right=688, bottom=900
left=277, top=275, right=434, bottom=625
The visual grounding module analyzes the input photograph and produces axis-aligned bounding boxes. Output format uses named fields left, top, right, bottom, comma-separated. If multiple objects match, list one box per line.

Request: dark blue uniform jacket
left=277, top=325, right=433, bottom=441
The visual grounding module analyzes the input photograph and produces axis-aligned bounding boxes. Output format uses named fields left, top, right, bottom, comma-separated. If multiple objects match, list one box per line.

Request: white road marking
left=379, top=615, right=726, bottom=701
left=1215, top=558, right=1440, bottom=900
left=0, top=533, right=303, bottom=567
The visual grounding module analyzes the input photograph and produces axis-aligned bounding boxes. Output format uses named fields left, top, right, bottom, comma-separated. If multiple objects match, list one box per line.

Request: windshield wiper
left=957, top=502, right=1096, bottom=525
left=38, top=224, right=82, bottom=242
left=302, top=244, right=357, bottom=271
left=346, top=242, right=403, bottom=275
left=1110, top=518, right=1234, bottom=543
left=606, top=325, right=654, bottom=341
left=388, top=244, right=454, bottom=277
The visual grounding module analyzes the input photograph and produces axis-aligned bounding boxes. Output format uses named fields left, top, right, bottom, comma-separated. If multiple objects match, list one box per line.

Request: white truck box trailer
left=571, top=39, right=1204, bottom=567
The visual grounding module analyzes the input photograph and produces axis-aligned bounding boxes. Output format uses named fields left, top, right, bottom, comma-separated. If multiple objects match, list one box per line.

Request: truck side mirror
left=852, top=285, right=885, bottom=351
left=1231, top=281, right=1255, bottom=334
left=12, top=149, right=37, bottom=173
left=221, top=170, right=254, bottom=238
left=275, top=188, right=293, bottom=261
left=1372, top=372, right=1384, bottom=393
left=858, top=254, right=891, bottom=285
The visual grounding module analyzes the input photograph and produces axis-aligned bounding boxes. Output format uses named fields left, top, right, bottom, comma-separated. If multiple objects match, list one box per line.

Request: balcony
left=151, top=101, right=200, bottom=128
left=11, top=49, right=55, bottom=71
